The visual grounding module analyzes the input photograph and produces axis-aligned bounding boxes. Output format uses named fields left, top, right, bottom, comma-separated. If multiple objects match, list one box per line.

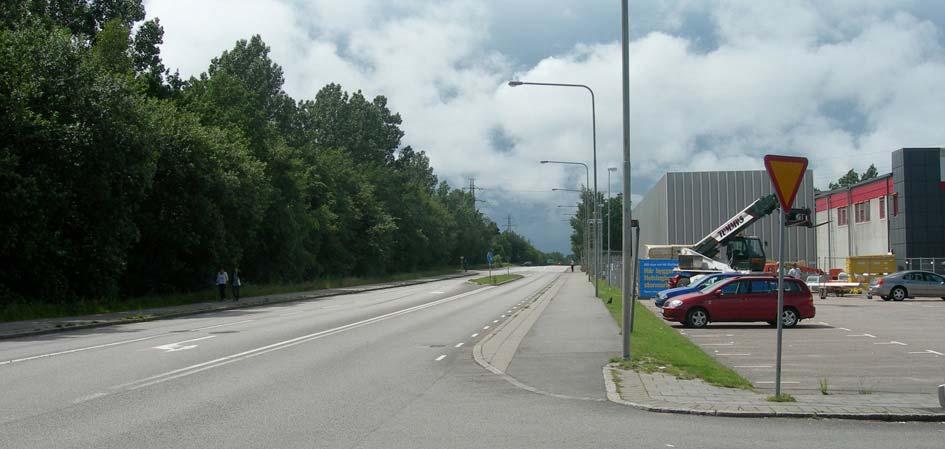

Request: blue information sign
left=486, top=251, right=494, bottom=265
left=638, top=259, right=678, bottom=298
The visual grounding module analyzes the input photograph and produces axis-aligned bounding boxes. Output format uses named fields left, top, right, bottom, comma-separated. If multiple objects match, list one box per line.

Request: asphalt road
left=1, top=267, right=943, bottom=448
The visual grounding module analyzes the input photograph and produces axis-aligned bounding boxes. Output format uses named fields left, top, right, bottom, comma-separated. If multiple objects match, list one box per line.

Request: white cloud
left=144, top=0, right=945, bottom=252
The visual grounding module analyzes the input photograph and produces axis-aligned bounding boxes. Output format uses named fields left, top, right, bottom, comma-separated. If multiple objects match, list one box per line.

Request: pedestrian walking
left=216, top=268, right=228, bottom=301
left=231, top=268, right=242, bottom=301
left=569, top=259, right=575, bottom=272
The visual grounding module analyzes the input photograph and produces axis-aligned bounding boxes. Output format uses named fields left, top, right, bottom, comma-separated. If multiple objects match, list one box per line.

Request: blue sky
left=145, top=0, right=945, bottom=254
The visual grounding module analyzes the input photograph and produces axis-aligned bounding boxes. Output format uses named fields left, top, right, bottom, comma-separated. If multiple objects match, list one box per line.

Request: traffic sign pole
left=775, top=209, right=785, bottom=398
left=763, top=154, right=808, bottom=399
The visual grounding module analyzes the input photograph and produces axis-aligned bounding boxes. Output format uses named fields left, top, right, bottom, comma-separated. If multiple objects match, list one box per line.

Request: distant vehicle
left=667, top=271, right=697, bottom=289
left=656, top=272, right=751, bottom=307
left=868, top=271, right=945, bottom=301
left=661, top=276, right=815, bottom=328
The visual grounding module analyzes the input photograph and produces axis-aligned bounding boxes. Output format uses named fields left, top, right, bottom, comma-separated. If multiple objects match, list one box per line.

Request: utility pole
left=620, top=0, right=633, bottom=361
left=468, top=178, right=477, bottom=205
left=506, top=215, right=513, bottom=234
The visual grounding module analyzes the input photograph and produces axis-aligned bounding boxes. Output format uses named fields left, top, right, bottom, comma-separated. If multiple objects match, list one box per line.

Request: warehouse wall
left=634, top=170, right=816, bottom=264
left=632, top=174, right=669, bottom=254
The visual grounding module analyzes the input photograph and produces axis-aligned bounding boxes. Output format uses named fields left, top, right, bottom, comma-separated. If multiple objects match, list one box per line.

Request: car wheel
left=881, top=296, right=890, bottom=301
left=781, top=308, right=799, bottom=328
left=891, top=286, right=907, bottom=302
left=685, top=308, right=709, bottom=328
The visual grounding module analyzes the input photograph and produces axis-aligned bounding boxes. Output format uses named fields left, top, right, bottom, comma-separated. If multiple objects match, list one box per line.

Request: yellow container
left=846, top=255, right=896, bottom=277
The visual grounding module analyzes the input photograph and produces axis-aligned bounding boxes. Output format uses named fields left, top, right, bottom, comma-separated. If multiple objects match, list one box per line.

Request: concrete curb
left=602, top=364, right=945, bottom=422
left=467, top=274, right=523, bottom=287
left=0, top=273, right=476, bottom=340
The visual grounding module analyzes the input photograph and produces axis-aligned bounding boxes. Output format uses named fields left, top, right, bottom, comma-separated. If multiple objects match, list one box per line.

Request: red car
left=661, top=276, right=815, bottom=328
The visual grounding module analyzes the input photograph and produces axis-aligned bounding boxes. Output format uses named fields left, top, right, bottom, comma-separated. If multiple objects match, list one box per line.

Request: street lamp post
left=545, top=161, right=595, bottom=291
left=608, top=167, right=617, bottom=284
left=512, top=80, right=600, bottom=297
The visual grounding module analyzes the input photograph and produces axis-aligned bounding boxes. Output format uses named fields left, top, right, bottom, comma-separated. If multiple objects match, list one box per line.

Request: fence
left=903, top=258, right=945, bottom=275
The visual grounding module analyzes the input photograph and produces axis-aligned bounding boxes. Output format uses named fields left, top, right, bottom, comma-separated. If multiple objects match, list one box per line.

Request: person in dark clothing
left=570, top=259, right=575, bottom=272
left=231, top=268, right=242, bottom=301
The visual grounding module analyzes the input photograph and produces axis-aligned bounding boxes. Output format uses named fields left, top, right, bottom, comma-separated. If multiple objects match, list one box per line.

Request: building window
left=854, top=201, right=870, bottom=223
left=879, top=196, right=885, bottom=219
left=892, top=194, right=898, bottom=216
left=838, top=207, right=848, bottom=226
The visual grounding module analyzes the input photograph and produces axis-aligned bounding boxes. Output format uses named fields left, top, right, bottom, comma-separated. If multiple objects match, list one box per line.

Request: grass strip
left=1, top=268, right=461, bottom=322
left=597, top=280, right=753, bottom=390
left=469, top=274, right=523, bottom=285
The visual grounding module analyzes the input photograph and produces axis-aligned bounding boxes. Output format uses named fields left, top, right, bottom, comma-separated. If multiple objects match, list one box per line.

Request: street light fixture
left=511, top=81, right=600, bottom=296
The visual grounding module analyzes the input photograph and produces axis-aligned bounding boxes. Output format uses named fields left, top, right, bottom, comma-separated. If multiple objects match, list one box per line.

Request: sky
left=143, top=0, right=945, bottom=254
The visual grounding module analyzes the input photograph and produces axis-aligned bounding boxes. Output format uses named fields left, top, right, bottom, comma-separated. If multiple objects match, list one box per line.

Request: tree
left=827, top=164, right=880, bottom=190
left=861, top=164, right=879, bottom=181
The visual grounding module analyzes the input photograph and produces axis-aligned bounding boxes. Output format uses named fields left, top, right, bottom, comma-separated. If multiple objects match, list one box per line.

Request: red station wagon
left=661, top=276, right=815, bottom=328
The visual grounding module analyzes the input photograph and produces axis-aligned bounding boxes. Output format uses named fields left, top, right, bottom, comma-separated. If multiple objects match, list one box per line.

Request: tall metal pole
left=775, top=209, right=786, bottom=397
left=608, top=168, right=613, bottom=283
left=620, top=0, right=633, bottom=360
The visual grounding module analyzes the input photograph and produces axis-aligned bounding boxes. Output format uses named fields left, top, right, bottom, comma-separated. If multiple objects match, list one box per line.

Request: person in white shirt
left=787, top=264, right=801, bottom=278
left=231, top=268, right=242, bottom=301
left=216, top=268, right=229, bottom=301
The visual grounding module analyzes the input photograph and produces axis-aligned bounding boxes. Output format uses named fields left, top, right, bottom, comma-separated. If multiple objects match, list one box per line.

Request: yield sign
left=764, top=155, right=808, bottom=210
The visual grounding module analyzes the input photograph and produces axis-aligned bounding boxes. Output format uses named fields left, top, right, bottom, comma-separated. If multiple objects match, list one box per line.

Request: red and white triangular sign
left=764, top=155, right=808, bottom=211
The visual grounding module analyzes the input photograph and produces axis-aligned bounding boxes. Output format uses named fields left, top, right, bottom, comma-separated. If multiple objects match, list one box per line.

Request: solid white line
left=471, top=333, right=479, bottom=338
left=112, top=288, right=492, bottom=390
left=928, top=350, right=944, bottom=356
left=154, top=335, right=216, bottom=347
left=435, top=355, right=446, bottom=361
left=454, top=342, right=464, bottom=348
left=0, top=319, right=257, bottom=366
left=192, top=319, right=255, bottom=331
left=483, top=326, right=490, bottom=330
left=0, top=334, right=166, bottom=366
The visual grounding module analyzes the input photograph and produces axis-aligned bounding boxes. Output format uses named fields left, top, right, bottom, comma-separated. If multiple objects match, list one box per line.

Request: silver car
left=868, top=270, right=945, bottom=301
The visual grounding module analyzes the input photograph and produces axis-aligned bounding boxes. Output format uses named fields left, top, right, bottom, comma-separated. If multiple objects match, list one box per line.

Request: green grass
left=767, top=393, right=797, bottom=402
left=469, top=273, right=523, bottom=285
left=597, top=280, right=753, bottom=390
left=1, top=267, right=461, bottom=323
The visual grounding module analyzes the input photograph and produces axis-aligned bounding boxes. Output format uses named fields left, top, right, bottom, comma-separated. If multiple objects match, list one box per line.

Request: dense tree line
left=568, top=190, right=623, bottom=262
left=0, top=1, right=554, bottom=304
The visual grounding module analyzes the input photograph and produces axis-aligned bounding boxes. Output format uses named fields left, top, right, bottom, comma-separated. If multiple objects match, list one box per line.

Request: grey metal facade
left=890, top=148, right=945, bottom=268
left=634, top=170, right=817, bottom=263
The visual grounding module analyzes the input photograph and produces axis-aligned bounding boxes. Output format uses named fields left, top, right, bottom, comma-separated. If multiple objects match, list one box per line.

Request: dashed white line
left=471, top=333, right=479, bottom=338
left=500, top=315, right=506, bottom=318
left=454, top=342, right=464, bottom=348
left=874, top=341, right=907, bottom=346
left=836, top=327, right=851, bottom=331
left=846, top=334, right=876, bottom=338
left=435, top=355, right=446, bottom=361
left=493, top=320, right=499, bottom=323
left=483, top=326, right=490, bottom=330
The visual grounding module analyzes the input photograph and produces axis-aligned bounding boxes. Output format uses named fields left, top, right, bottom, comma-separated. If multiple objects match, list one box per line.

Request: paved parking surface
left=651, top=295, right=945, bottom=395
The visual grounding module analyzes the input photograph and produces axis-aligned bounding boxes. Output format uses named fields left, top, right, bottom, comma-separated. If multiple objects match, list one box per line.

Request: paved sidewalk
left=506, top=272, right=622, bottom=399
left=0, top=272, right=474, bottom=339
left=605, top=365, right=945, bottom=421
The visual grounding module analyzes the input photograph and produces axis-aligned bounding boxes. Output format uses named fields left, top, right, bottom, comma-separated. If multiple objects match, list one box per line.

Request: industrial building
left=634, top=170, right=817, bottom=264
left=815, top=148, right=945, bottom=273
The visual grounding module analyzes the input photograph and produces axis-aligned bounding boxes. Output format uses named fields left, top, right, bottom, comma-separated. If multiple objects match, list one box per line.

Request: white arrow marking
left=153, top=336, right=215, bottom=353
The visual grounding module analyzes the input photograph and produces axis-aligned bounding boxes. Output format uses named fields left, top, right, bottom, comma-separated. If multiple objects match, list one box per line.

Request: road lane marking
left=836, top=327, right=851, bottom=331
left=454, top=342, right=464, bottom=348
left=846, top=334, right=876, bottom=338
left=153, top=335, right=216, bottom=353
left=435, top=355, right=446, bottom=361
left=430, top=291, right=444, bottom=294
left=874, top=341, right=907, bottom=346
left=0, top=319, right=257, bottom=366
left=500, top=315, right=506, bottom=318
left=112, top=287, right=493, bottom=391
left=483, top=326, right=490, bottom=330
left=72, top=392, right=107, bottom=404
left=192, top=319, right=255, bottom=331
left=471, top=333, right=479, bottom=338
left=818, top=321, right=830, bottom=326
left=493, top=320, right=499, bottom=323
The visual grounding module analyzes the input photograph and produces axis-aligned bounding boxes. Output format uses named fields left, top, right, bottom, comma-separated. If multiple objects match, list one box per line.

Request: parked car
left=661, top=276, right=815, bottom=328
left=656, top=272, right=747, bottom=307
left=667, top=271, right=697, bottom=288
left=868, top=270, right=945, bottom=301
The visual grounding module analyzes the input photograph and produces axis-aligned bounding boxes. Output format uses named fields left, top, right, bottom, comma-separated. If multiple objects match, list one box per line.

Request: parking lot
left=650, top=295, right=945, bottom=395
